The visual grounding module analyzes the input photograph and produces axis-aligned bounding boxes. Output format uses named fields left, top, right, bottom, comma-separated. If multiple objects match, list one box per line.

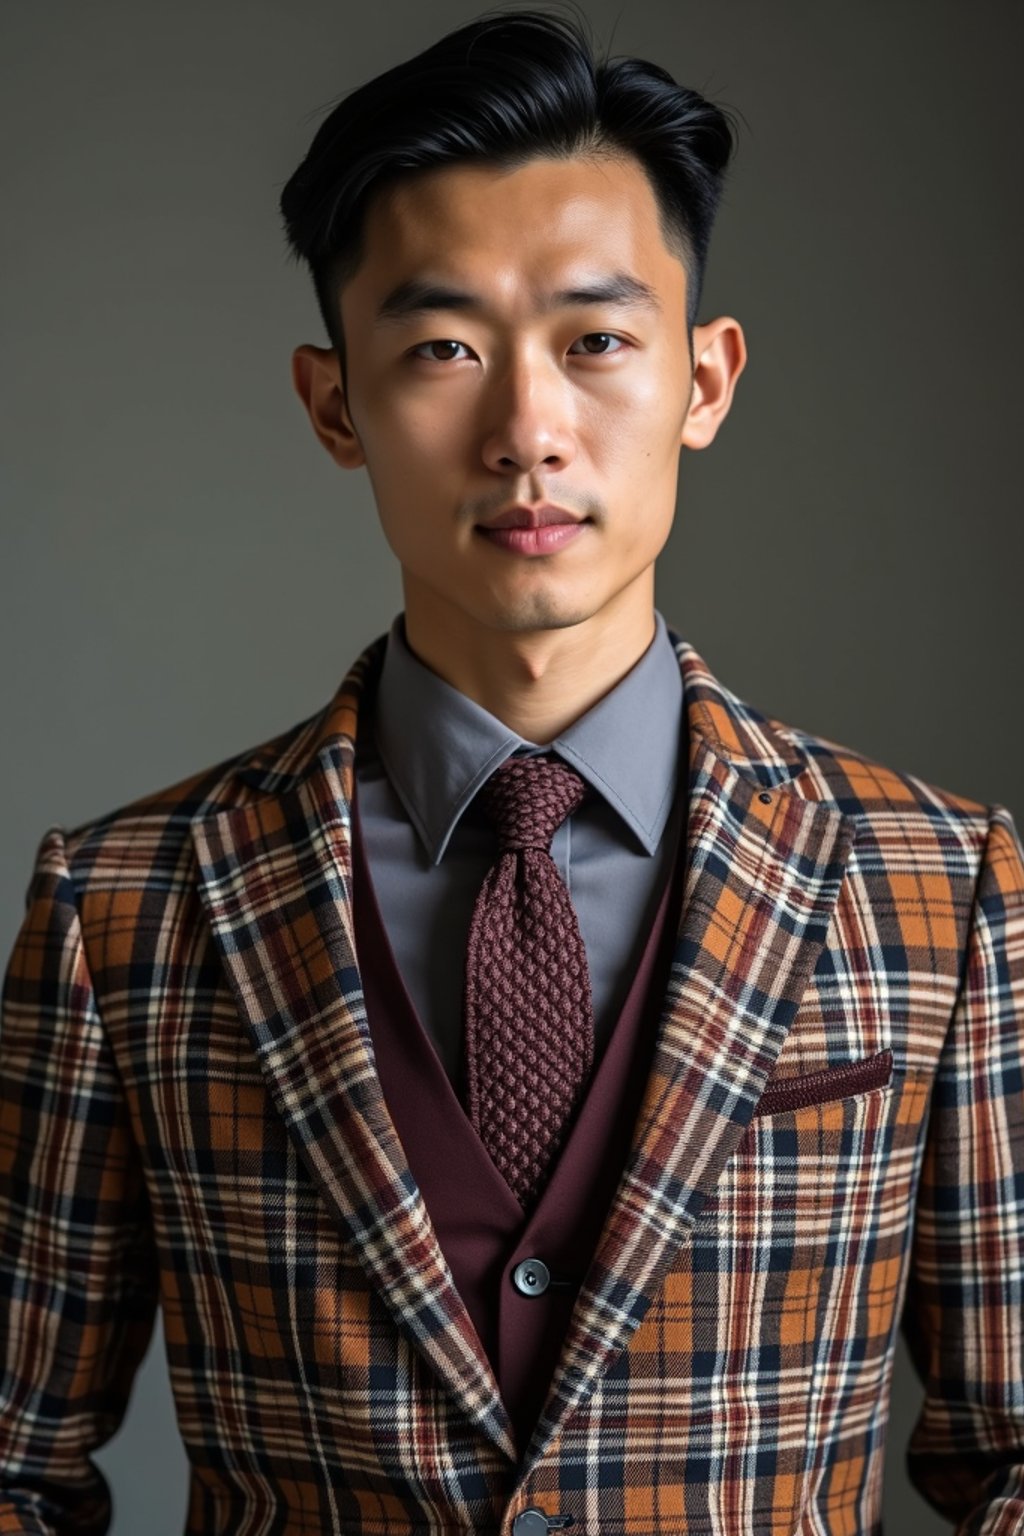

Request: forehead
left=345, top=152, right=687, bottom=313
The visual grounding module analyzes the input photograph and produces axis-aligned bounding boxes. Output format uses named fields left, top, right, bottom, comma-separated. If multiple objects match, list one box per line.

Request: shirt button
left=511, top=1258, right=551, bottom=1297
left=512, top=1509, right=552, bottom=1536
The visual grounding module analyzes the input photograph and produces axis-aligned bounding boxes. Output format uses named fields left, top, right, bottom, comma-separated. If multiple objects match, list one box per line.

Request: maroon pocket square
left=752, top=1048, right=894, bottom=1117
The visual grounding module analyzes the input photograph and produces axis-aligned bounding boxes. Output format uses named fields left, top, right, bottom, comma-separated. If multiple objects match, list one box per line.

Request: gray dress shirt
left=354, top=609, right=687, bottom=1094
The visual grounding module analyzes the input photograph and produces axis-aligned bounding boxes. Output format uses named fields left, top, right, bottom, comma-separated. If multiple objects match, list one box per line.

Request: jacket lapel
left=190, top=637, right=518, bottom=1464
left=519, top=635, right=857, bottom=1471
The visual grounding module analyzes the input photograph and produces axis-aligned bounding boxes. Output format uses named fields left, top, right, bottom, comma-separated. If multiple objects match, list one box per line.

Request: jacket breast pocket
left=752, top=1047, right=894, bottom=1117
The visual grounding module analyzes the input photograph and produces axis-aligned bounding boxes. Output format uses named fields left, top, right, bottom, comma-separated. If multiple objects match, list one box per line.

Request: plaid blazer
left=2, top=631, right=1023, bottom=1536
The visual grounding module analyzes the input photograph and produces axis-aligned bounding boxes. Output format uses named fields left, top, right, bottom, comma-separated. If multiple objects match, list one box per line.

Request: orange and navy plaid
left=1, top=631, right=1022, bottom=1535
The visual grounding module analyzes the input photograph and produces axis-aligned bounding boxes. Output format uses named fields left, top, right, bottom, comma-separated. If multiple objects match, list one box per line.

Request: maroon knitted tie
left=463, top=753, right=595, bottom=1209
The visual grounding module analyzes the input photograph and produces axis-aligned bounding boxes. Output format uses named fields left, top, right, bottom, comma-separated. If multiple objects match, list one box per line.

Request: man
left=1, top=9, right=1022, bottom=1535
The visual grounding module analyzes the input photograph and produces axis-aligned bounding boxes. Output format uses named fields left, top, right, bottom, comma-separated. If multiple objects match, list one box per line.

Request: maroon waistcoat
left=351, top=774, right=687, bottom=1458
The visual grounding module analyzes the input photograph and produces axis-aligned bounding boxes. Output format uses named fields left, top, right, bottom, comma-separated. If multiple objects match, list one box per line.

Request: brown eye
left=569, top=333, right=625, bottom=355
left=412, top=339, right=468, bottom=362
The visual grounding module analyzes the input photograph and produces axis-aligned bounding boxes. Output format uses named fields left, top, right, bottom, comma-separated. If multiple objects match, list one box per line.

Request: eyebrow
left=374, top=272, right=662, bottom=324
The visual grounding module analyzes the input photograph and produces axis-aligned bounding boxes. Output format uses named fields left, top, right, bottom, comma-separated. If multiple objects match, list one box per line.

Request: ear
left=290, top=344, right=366, bottom=469
left=680, top=316, right=748, bottom=450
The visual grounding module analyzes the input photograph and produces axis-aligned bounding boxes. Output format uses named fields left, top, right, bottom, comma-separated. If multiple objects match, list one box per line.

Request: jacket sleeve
left=901, top=802, right=1024, bottom=1536
left=0, top=827, right=160, bottom=1536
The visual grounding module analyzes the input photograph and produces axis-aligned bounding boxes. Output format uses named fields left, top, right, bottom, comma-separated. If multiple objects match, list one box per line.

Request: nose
left=479, top=350, right=577, bottom=477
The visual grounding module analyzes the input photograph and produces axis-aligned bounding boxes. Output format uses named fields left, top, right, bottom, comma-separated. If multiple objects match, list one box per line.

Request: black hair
left=279, top=7, right=736, bottom=368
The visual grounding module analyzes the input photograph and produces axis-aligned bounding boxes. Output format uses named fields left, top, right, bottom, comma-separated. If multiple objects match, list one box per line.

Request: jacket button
left=512, top=1509, right=552, bottom=1536
left=511, top=1258, right=551, bottom=1296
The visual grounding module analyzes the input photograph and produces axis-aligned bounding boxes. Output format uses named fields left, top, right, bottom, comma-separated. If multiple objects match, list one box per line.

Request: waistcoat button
left=511, top=1258, right=551, bottom=1296
left=512, top=1508, right=552, bottom=1536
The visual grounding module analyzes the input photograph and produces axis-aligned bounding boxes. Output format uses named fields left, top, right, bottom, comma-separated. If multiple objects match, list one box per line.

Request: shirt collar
left=372, top=609, right=684, bottom=865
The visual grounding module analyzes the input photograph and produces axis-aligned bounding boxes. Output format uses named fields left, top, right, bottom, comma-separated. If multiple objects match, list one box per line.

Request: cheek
left=584, top=361, right=688, bottom=466
left=355, top=373, right=469, bottom=473
left=586, top=398, right=685, bottom=492
left=358, top=411, right=466, bottom=544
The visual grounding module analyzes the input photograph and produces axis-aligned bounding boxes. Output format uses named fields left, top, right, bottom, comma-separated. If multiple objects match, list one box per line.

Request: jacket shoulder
left=49, top=708, right=322, bottom=878
left=771, top=713, right=991, bottom=829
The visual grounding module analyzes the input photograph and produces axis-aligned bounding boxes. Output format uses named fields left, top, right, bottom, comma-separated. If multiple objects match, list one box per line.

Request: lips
left=476, top=521, right=588, bottom=558
left=478, top=503, right=584, bottom=531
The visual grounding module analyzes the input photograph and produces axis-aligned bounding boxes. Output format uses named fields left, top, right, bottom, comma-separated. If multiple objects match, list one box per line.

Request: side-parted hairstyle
left=279, top=7, right=736, bottom=366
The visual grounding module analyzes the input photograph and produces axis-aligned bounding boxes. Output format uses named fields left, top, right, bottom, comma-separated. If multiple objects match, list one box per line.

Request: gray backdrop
left=2, top=2, right=1022, bottom=1531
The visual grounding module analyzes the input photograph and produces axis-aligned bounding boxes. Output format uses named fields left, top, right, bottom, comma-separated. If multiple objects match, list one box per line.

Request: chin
left=474, top=593, right=599, bottom=634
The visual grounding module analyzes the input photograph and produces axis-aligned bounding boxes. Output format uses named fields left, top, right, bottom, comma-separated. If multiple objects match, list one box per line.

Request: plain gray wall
left=2, top=2, right=1022, bottom=1532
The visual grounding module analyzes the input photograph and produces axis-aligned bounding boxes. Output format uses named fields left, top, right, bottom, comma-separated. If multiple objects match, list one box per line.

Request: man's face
left=326, top=152, right=722, bottom=637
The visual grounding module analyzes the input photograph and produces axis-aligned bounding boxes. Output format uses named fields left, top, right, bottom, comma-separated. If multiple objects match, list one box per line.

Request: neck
left=401, top=580, right=658, bottom=744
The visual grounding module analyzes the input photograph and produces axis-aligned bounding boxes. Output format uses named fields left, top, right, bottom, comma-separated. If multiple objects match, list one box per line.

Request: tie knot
left=479, top=754, right=587, bottom=853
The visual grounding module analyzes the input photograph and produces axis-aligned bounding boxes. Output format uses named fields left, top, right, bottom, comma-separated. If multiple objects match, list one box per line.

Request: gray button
left=511, top=1258, right=551, bottom=1297
left=512, top=1509, right=551, bottom=1536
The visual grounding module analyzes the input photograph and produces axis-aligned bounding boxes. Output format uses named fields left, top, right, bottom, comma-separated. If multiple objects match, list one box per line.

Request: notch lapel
left=190, top=640, right=518, bottom=1464
left=519, top=638, right=857, bottom=1472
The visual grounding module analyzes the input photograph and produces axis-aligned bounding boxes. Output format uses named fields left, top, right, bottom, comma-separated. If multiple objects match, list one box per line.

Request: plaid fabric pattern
left=1, top=630, right=1022, bottom=1536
